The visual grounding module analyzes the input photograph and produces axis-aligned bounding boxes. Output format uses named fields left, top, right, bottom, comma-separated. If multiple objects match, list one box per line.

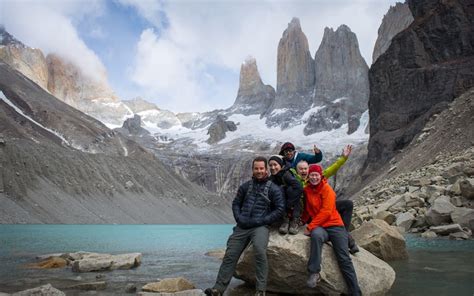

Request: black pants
left=336, top=199, right=353, bottom=231
left=308, top=226, right=361, bottom=295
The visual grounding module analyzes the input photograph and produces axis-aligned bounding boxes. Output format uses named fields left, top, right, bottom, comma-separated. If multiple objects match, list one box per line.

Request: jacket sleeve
left=232, top=183, right=247, bottom=223
left=264, top=184, right=285, bottom=225
left=283, top=171, right=303, bottom=207
left=323, top=156, right=348, bottom=179
left=307, top=185, right=336, bottom=231
left=299, top=150, right=323, bottom=164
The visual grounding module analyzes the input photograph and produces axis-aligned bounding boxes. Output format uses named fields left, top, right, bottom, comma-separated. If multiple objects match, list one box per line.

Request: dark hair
left=252, top=156, right=268, bottom=168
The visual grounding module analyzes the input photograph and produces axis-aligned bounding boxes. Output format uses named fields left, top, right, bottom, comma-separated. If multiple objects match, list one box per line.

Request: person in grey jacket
left=205, top=156, right=285, bottom=296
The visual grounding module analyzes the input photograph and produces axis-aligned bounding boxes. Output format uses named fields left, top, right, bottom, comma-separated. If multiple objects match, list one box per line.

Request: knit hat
left=279, top=142, right=295, bottom=155
left=308, top=164, right=323, bottom=176
left=269, top=155, right=285, bottom=168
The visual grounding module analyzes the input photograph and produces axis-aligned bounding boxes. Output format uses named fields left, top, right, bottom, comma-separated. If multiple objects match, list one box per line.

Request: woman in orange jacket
left=302, top=164, right=361, bottom=295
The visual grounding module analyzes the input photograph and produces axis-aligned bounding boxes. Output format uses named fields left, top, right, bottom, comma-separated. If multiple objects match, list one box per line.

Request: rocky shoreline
left=354, top=147, right=474, bottom=240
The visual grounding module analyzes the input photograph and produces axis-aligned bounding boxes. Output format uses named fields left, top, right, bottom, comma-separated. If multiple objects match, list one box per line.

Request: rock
left=450, top=207, right=474, bottom=231
left=396, top=212, right=416, bottom=231
left=11, top=284, right=65, bottom=296
left=125, top=180, right=134, bottom=189
left=142, top=278, right=195, bottom=293
left=430, top=224, right=464, bottom=235
left=374, top=194, right=405, bottom=213
left=120, top=114, right=150, bottom=136
left=309, top=24, right=369, bottom=134
left=125, top=283, right=137, bottom=293
left=449, top=232, right=470, bottom=240
left=421, top=230, right=437, bottom=238
left=442, top=163, right=465, bottom=179
left=71, top=252, right=141, bottom=272
left=25, top=257, right=68, bottom=269
left=138, top=290, right=204, bottom=296
left=450, top=196, right=463, bottom=207
left=274, top=18, right=314, bottom=108
left=365, top=0, right=474, bottom=174
left=206, top=115, right=237, bottom=144
left=352, top=219, right=408, bottom=261
left=408, top=178, right=431, bottom=187
left=235, top=230, right=395, bottom=295
left=425, top=196, right=456, bottom=226
left=459, top=179, right=474, bottom=199
left=204, top=249, right=225, bottom=260
left=372, top=2, right=413, bottom=63
left=229, top=57, right=275, bottom=115
left=68, top=281, right=107, bottom=291
left=375, top=210, right=396, bottom=225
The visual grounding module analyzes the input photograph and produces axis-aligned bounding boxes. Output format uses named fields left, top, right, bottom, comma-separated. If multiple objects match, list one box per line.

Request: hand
left=304, top=228, right=311, bottom=236
left=342, top=145, right=352, bottom=158
left=313, top=145, right=320, bottom=154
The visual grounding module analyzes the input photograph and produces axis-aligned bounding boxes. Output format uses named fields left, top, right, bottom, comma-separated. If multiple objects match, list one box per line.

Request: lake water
left=0, top=225, right=473, bottom=295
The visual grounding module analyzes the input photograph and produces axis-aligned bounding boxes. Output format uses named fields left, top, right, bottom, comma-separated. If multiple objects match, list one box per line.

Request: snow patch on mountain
left=139, top=110, right=369, bottom=154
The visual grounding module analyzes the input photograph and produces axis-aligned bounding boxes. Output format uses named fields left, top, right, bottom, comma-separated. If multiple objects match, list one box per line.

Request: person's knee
left=310, top=228, right=327, bottom=243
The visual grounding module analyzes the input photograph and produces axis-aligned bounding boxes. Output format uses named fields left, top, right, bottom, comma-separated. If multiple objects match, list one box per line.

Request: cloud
left=127, top=0, right=398, bottom=112
left=1, top=0, right=108, bottom=82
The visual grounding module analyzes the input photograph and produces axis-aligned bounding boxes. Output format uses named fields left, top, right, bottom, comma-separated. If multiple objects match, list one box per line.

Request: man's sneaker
left=348, top=234, right=360, bottom=254
left=288, top=218, right=299, bottom=235
left=307, top=272, right=320, bottom=288
left=204, top=288, right=221, bottom=296
left=255, top=290, right=266, bottom=296
left=278, top=217, right=289, bottom=234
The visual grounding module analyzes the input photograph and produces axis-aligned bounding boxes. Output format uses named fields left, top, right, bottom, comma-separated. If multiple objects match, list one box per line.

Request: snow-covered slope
left=137, top=108, right=369, bottom=154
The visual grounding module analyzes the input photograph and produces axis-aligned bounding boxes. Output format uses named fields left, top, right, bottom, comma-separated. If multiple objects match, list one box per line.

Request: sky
left=0, top=0, right=399, bottom=113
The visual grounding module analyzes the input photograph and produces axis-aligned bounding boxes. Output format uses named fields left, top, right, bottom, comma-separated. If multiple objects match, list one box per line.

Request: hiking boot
left=288, top=218, right=299, bottom=235
left=307, top=272, right=320, bottom=288
left=204, top=288, right=222, bottom=296
left=348, top=234, right=360, bottom=254
left=255, top=290, right=266, bottom=296
left=278, top=217, right=289, bottom=234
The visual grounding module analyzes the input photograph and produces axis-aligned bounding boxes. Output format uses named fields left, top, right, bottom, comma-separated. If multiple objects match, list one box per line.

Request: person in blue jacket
left=279, top=142, right=323, bottom=168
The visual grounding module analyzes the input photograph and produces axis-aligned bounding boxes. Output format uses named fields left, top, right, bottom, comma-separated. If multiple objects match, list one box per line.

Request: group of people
left=205, top=142, right=362, bottom=296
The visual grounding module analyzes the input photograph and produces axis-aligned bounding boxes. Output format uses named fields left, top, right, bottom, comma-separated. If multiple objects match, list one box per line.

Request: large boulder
left=430, top=224, right=464, bottom=236
left=425, top=196, right=456, bottom=226
left=351, top=219, right=408, bottom=261
left=451, top=207, right=474, bottom=231
left=70, top=252, right=141, bottom=272
left=235, top=230, right=395, bottom=295
left=459, top=179, right=474, bottom=200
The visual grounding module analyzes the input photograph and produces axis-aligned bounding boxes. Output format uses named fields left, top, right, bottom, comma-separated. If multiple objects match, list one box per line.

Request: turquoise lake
left=0, top=225, right=473, bottom=295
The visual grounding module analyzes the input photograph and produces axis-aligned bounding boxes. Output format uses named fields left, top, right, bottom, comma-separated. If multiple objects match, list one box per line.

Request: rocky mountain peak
left=230, top=56, right=275, bottom=115
left=365, top=0, right=474, bottom=175
left=0, top=26, right=24, bottom=47
left=306, top=24, right=369, bottom=135
left=275, top=17, right=315, bottom=101
left=0, top=27, right=49, bottom=90
left=238, top=56, right=263, bottom=95
left=372, top=2, right=413, bottom=64
left=123, top=97, right=160, bottom=113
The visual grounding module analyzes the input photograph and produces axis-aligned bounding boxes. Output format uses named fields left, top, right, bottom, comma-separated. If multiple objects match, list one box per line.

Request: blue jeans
left=308, top=226, right=361, bottom=295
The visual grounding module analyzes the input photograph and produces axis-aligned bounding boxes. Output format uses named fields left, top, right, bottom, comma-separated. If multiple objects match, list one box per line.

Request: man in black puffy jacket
left=205, top=156, right=285, bottom=296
